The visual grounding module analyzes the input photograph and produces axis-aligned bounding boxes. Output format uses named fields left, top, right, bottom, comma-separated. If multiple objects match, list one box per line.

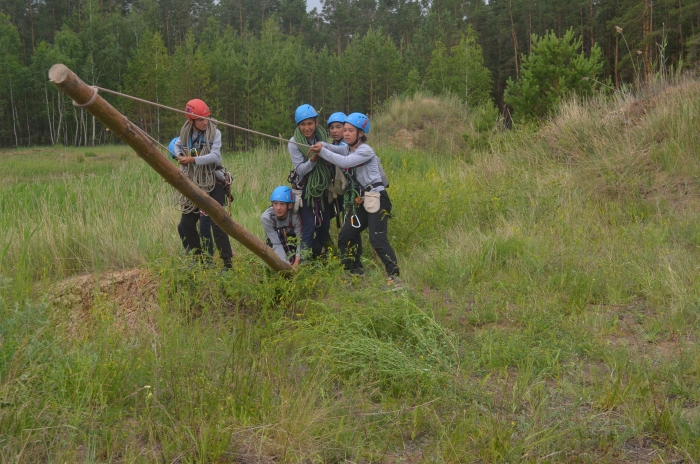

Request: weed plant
left=2, top=79, right=700, bottom=461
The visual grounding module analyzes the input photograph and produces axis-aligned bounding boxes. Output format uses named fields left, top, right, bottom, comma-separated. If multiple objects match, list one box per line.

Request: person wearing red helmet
left=173, top=99, right=233, bottom=269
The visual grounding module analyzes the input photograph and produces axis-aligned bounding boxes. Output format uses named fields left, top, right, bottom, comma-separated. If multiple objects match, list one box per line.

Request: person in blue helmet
left=287, top=104, right=333, bottom=259
left=327, top=112, right=346, bottom=146
left=167, top=137, right=180, bottom=160
left=262, top=186, right=302, bottom=268
left=326, top=111, right=353, bottom=241
left=310, top=113, right=402, bottom=291
left=169, top=136, right=215, bottom=256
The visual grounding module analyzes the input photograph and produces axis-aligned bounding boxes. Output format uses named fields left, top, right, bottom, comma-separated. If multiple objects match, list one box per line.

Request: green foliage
left=171, top=31, right=213, bottom=107
left=425, top=27, right=494, bottom=107
left=0, top=0, right=700, bottom=150
left=0, top=13, right=23, bottom=146
left=290, top=296, right=458, bottom=396
left=123, top=32, right=172, bottom=136
left=2, top=0, right=700, bottom=147
left=461, top=102, right=501, bottom=151
left=504, top=28, right=604, bottom=122
left=3, top=86, right=700, bottom=459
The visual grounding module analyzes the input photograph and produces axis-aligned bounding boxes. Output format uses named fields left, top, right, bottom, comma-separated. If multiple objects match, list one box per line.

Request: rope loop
left=73, top=86, right=99, bottom=108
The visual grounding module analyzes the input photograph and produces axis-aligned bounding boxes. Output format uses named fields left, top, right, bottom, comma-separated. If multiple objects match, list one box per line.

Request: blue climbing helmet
left=345, top=113, right=371, bottom=134
left=295, top=104, right=318, bottom=124
left=327, top=112, right=347, bottom=126
left=167, top=137, right=179, bottom=159
left=270, top=186, right=295, bottom=204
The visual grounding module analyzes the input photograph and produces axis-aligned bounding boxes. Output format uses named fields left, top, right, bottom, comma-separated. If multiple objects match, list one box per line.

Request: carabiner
left=350, top=214, right=361, bottom=228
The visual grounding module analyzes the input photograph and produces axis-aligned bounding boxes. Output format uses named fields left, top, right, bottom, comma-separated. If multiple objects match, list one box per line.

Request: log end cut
left=48, top=64, right=70, bottom=84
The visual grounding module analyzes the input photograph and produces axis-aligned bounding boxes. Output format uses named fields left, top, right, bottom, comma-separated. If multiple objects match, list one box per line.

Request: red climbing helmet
left=185, top=99, right=210, bottom=120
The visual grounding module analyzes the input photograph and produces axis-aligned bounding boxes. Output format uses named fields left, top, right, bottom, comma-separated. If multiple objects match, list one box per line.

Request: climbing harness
left=313, top=198, right=324, bottom=228
left=265, top=223, right=298, bottom=262
left=216, top=166, right=234, bottom=205
left=343, top=168, right=362, bottom=229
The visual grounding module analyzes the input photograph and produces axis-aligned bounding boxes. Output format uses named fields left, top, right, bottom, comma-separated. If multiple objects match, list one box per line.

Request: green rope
left=294, top=125, right=331, bottom=209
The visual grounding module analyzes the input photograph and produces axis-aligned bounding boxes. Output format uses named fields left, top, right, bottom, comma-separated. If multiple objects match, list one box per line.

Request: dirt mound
left=393, top=128, right=423, bottom=149
left=50, top=268, right=160, bottom=336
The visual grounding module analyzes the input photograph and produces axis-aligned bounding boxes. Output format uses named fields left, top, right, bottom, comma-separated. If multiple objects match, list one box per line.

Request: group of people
left=169, top=99, right=401, bottom=291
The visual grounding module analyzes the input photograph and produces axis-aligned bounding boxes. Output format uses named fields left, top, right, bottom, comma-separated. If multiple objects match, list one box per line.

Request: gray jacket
left=318, top=143, right=385, bottom=192
left=287, top=136, right=317, bottom=178
left=261, top=207, right=302, bottom=261
left=174, top=129, right=223, bottom=166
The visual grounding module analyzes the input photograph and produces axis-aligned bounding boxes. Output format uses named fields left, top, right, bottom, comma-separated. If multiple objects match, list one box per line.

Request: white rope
left=176, top=120, right=219, bottom=214
left=177, top=164, right=216, bottom=214
left=90, top=86, right=310, bottom=147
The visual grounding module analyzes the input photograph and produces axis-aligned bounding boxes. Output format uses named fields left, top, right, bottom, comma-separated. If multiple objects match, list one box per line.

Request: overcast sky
left=306, top=0, right=323, bottom=12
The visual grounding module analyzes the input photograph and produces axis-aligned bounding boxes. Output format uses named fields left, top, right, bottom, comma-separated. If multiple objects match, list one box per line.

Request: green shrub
left=504, top=28, right=603, bottom=122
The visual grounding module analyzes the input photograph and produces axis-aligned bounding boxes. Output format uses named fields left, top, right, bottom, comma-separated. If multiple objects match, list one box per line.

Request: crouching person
left=174, top=99, right=233, bottom=270
left=309, top=113, right=402, bottom=291
left=262, top=186, right=302, bottom=269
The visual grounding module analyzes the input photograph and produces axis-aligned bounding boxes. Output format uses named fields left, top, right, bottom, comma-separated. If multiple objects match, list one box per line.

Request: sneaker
left=382, top=276, right=404, bottom=292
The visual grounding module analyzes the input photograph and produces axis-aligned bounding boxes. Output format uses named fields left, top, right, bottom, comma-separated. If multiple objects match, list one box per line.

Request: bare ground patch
left=50, top=268, right=160, bottom=336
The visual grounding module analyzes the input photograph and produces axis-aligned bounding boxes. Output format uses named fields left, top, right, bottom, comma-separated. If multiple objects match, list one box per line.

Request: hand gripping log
left=49, top=64, right=292, bottom=272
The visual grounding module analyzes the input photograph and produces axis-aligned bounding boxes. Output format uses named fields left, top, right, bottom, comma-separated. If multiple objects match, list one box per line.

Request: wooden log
left=48, top=63, right=292, bottom=272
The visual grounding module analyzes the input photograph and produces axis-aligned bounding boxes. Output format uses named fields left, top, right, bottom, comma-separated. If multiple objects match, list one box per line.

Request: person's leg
left=366, top=191, right=399, bottom=276
left=181, top=211, right=201, bottom=255
left=208, top=183, right=233, bottom=267
left=312, top=197, right=333, bottom=257
left=199, top=213, right=215, bottom=256
left=177, top=220, right=188, bottom=250
left=338, top=204, right=368, bottom=273
left=298, top=204, right=316, bottom=255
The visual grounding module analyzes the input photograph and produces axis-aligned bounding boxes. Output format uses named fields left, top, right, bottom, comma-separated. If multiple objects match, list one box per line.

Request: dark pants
left=178, top=214, right=214, bottom=256
left=299, top=193, right=331, bottom=258
left=338, top=190, right=399, bottom=276
left=179, top=183, right=233, bottom=265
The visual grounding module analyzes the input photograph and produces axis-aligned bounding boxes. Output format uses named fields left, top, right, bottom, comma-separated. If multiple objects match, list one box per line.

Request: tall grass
left=2, top=79, right=700, bottom=461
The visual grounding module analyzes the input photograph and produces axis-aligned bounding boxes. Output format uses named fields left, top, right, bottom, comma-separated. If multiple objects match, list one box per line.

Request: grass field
left=1, top=82, right=700, bottom=462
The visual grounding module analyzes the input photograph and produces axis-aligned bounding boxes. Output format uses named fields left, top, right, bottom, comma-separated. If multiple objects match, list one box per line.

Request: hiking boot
left=382, top=276, right=404, bottom=292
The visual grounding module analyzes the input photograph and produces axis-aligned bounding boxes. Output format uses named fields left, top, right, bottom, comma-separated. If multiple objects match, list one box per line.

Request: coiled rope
left=177, top=120, right=218, bottom=214
left=293, top=125, right=330, bottom=208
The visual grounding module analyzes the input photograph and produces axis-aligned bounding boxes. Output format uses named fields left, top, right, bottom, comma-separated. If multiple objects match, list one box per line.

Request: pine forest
left=1, top=0, right=699, bottom=148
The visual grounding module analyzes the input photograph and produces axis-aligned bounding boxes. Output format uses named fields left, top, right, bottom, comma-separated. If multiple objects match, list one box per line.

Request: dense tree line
left=1, top=0, right=698, bottom=147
